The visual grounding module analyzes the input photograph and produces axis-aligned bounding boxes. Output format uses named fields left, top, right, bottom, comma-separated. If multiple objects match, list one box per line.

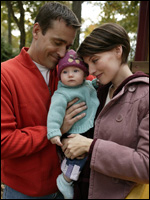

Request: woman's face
left=83, top=47, right=122, bottom=85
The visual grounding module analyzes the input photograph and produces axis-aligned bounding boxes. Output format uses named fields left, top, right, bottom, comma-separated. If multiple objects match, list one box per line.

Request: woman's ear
left=115, top=45, right=123, bottom=58
left=32, top=22, right=41, bottom=39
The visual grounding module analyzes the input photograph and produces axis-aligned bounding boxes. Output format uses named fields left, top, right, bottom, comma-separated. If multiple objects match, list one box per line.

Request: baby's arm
left=50, top=136, right=63, bottom=147
left=47, top=92, right=68, bottom=140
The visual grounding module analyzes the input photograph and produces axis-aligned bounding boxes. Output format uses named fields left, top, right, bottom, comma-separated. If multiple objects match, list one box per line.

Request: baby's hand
left=96, top=78, right=100, bottom=85
left=50, top=136, right=63, bottom=147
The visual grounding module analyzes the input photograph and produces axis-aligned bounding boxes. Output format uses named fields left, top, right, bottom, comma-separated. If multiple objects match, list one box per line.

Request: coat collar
left=96, top=71, right=149, bottom=114
left=113, top=71, right=149, bottom=97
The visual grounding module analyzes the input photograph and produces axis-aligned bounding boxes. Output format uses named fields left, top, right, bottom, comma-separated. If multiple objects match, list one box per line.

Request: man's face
left=29, top=19, right=77, bottom=69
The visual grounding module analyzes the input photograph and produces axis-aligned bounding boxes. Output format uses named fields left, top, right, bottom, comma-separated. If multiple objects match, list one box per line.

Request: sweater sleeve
left=1, top=73, right=50, bottom=160
left=47, top=92, right=68, bottom=139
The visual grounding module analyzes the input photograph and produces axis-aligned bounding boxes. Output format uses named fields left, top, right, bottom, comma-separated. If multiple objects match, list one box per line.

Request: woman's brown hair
left=77, top=23, right=130, bottom=64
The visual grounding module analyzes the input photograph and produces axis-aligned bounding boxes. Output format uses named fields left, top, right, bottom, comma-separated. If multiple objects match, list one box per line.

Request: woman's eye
left=62, top=71, right=67, bottom=74
left=92, top=59, right=98, bottom=63
left=74, top=70, right=79, bottom=72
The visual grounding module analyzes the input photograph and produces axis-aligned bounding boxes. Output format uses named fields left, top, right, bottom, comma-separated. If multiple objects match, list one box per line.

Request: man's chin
left=46, top=63, right=57, bottom=70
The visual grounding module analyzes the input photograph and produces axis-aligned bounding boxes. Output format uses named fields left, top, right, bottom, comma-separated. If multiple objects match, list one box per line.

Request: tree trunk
left=18, top=1, right=25, bottom=50
left=7, top=1, right=25, bottom=50
left=5, top=1, right=12, bottom=45
left=72, top=1, right=84, bottom=50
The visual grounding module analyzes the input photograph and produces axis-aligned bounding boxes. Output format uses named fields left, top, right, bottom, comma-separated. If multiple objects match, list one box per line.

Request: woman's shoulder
left=124, top=77, right=149, bottom=113
left=126, top=76, right=149, bottom=98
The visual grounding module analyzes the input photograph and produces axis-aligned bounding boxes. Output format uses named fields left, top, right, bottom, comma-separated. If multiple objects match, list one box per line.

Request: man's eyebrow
left=54, top=38, right=67, bottom=44
left=54, top=38, right=73, bottom=46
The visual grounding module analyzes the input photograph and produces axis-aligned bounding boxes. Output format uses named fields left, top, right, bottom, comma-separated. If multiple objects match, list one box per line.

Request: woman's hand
left=61, top=134, right=93, bottom=159
left=60, top=98, right=87, bottom=134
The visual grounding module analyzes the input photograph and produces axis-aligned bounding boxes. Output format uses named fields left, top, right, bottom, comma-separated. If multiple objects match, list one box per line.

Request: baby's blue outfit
left=47, top=79, right=99, bottom=199
left=47, top=79, right=99, bottom=139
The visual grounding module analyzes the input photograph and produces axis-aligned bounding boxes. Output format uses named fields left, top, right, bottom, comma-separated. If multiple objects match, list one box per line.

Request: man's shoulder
left=1, top=55, right=19, bottom=71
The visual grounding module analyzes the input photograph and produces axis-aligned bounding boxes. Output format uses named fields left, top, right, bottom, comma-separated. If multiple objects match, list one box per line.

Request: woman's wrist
left=85, top=138, right=93, bottom=153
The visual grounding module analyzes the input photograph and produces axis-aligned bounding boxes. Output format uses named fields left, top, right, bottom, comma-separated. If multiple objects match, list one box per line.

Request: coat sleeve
left=1, top=73, right=50, bottom=160
left=47, top=92, right=68, bottom=139
left=90, top=91, right=149, bottom=184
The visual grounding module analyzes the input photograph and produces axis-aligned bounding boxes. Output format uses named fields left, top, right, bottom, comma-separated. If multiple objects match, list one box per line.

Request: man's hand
left=60, top=98, right=87, bottom=134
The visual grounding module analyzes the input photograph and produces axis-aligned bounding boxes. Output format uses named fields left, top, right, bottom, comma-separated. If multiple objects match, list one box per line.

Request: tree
left=5, top=1, right=25, bottom=50
left=1, top=1, right=83, bottom=51
left=5, top=1, right=12, bottom=45
left=82, top=1, right=140, bottom=61
left=1, top=1, right=140, bottom=60
left=72, top=1, right=84, bottom=50
left=99, top=1, right=140, bottom=33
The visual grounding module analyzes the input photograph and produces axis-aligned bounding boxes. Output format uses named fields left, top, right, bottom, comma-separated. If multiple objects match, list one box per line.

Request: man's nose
left=58, top=46, right=67, bottom=58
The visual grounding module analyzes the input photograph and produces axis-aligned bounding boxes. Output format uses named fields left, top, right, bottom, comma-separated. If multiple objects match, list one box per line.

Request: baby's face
left=60, top=66, right=85, bottom=87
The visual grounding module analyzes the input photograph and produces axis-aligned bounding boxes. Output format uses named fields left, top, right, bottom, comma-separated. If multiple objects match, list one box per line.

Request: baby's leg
left=57, top=173, right=74, bottom=199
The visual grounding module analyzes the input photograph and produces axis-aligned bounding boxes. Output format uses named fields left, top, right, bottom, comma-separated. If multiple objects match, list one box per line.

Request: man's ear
left=32, top=22, right=41, bottom=39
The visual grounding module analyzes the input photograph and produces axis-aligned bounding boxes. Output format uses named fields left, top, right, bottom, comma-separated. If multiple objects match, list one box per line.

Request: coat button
left=128, top=86, right=136, bottom=92
left=112, top=177, right=119, bottom=183
left=116, top=114, right=123, bottom=122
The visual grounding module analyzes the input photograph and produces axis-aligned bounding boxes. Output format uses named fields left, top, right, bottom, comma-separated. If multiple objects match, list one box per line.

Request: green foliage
left=83, top=1, right=140, bottom=61
left=1, top=1, right=140, bottom=60
left=1, top=1, right=73, bottom=50
left=1, top=37, right=19, bottom=62
left=99, top=1, right=140, bottom=34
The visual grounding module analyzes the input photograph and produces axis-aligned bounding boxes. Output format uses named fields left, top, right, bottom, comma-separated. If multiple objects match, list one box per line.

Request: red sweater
left=1, top=48, right=61, bottom=196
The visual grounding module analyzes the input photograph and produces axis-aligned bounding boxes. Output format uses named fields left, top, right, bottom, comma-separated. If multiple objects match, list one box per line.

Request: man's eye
left=55, top=42, right=61, bottom=46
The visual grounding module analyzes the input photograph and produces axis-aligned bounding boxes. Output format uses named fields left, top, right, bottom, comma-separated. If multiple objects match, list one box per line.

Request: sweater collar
left=16, top=47, right=37, bottom=69
left=58, top=80, right=85, bottom=89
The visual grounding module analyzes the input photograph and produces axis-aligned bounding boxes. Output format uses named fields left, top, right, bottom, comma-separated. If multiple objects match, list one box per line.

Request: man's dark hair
left=35, top=2, right=81, bottom=35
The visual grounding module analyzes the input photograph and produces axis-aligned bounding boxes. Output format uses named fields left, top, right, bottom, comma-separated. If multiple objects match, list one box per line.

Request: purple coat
left=88, top=74, right=149, bottom=199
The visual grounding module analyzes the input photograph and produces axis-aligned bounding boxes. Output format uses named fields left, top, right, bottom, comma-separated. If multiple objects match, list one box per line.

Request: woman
left=61, top=23, right=149, bottom=199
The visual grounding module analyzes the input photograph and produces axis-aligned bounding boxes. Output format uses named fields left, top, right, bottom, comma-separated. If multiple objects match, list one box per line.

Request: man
left=1, top=2, right=86, bottom=199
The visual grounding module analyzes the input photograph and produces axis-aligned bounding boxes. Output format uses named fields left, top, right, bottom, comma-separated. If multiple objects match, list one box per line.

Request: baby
left=47, top=49, right=100, bottom=199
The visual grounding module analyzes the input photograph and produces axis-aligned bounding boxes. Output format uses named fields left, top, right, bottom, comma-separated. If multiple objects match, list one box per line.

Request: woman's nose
left=89, top=64, right=96, bottom=75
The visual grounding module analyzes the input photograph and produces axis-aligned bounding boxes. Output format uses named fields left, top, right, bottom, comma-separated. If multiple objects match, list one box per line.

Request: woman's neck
left=112, top=64, right=133, bottom=90
left=109, top=64, right=133, bottom=98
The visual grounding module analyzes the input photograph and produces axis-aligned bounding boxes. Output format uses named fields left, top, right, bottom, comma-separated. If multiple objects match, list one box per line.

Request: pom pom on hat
left=58, top=49, right=89, bottom=80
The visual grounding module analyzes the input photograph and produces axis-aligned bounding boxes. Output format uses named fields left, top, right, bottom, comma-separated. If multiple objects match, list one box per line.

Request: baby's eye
left=62, top=70, right=67, bottom=74
left=74, top=69, right=79, bottom=72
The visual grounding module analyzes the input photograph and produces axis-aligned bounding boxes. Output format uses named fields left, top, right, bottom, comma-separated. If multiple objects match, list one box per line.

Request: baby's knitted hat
left=58, top=49, right=89, bottom=80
